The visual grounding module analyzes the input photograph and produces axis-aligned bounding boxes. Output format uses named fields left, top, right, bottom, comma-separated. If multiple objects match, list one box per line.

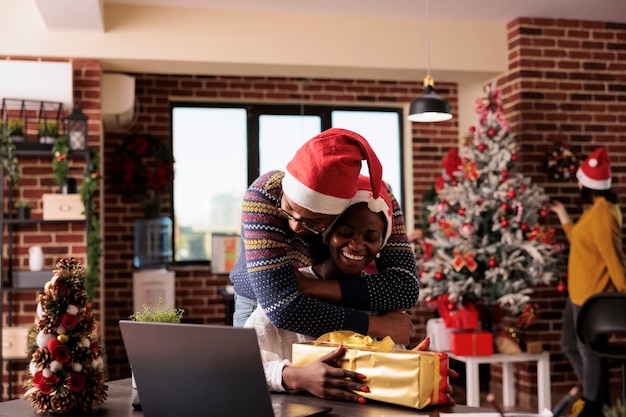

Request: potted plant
left=38, top=120, right=59, bottom=145
left=15, top=199, right=32, bottom=219
left=0, top=125, right=19, bottom=185
left=129, top=298, right=184, bottom=410
left=8, top=118, right=25, bottom=143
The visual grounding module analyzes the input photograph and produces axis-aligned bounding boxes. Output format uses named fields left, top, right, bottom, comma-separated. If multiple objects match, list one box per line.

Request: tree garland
left=111, top=134, right=174, bottom=218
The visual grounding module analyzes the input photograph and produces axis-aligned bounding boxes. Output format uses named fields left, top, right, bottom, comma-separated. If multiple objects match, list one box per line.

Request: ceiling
left=104, top=0, right=626, bottom=24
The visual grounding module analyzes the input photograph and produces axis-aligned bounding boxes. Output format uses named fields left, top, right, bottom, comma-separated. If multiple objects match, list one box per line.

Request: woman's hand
left=549, top=199, right=571, bottom=225
left=282, top=344, right=369, bottom=403
left=411, top=336, right=458, bottom=406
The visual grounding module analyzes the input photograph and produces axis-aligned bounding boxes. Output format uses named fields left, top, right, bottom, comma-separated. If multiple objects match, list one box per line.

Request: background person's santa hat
left=576, top=147, right=612, bottom=190
left=283, top=128, right=383, bottom=215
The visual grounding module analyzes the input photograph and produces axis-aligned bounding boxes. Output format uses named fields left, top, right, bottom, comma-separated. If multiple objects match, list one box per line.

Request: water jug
left=29, top=246, right=44, bottom=271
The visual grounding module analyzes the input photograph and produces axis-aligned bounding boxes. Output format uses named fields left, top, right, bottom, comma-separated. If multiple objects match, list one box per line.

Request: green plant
left=80, top=149, right=101, bottom=299
left=0, top=124, right=19, bottom=184
left=129, top=298, right=185, bottom=323
left=52, top=135, right=69, bottom=187
left=8, top=118, right=24, bottom=136
left=604, top=399, right=626, bottom=417
left=38, top=120, right=59, bottom=137
left=15, top=199, right=32, bottom=208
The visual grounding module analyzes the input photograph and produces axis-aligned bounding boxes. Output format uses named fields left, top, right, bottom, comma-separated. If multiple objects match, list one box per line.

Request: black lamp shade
left=408, top=85, right=453, bottom=122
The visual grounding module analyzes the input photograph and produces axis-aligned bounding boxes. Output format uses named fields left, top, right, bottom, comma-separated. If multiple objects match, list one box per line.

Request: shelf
left=1, top=218, right=85, bottom=225
left=8, top=270, right=51, bottom=290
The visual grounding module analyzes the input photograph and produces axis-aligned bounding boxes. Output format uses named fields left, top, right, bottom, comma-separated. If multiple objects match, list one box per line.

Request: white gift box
left=426, top=318, right=452, bottom=352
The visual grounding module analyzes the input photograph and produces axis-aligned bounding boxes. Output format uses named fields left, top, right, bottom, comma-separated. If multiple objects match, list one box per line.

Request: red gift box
left=449, top=330, right=494, bottom=356
left=443, top=307, right=479, bottom=329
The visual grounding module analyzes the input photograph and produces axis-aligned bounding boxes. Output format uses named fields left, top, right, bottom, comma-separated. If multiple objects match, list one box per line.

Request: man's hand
left=367, top=311, right=413, bottom=345
left=281, top=344, right=369, bottom=403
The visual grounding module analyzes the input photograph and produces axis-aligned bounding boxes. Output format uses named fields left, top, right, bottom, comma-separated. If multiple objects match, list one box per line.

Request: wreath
left=545, top=143, right=580, bottom=181
left=111, top=134, right=174, bottom=218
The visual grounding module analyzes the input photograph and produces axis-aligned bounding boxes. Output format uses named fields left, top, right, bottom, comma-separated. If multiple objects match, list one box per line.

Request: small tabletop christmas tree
left=24, top=257, right=108, bottom=413
left=417, top=84, right=563, bottom=321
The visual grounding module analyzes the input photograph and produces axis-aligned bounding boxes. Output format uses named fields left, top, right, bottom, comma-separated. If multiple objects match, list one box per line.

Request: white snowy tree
left=417, top=85, right=563, bottom=317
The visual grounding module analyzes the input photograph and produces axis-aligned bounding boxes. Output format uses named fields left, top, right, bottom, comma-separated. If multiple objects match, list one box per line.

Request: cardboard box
left=449, top=330, right=493, bottom=356
left=2, top=326, right=31, bottom=359
left=42, top=193, right=85, bottom=220
left=292, top=332, right=449, bottom=409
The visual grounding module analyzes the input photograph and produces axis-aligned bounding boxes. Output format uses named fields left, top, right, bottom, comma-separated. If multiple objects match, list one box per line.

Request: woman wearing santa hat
left=244, top=175, right=456, bottom=405
left=550, top=147, right=626, bottom=416
left=229, top=128, right=419, bottom=346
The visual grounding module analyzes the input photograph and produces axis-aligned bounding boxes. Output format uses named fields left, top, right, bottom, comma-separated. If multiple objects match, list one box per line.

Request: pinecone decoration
left=24, top=257, right=108, bottom=413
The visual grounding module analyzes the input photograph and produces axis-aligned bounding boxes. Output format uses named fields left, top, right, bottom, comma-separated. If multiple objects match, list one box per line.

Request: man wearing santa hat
left=229, top=128, right=419, bottom=346
left=550, top=147, right=626, bottom=417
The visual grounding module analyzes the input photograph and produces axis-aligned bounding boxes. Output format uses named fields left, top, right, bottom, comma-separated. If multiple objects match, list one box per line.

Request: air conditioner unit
left=102, top=73, right=137, bottom=132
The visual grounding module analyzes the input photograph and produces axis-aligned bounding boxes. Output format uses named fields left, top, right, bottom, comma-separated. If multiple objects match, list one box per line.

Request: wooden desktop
left=0, top=378, right=494, bottom=416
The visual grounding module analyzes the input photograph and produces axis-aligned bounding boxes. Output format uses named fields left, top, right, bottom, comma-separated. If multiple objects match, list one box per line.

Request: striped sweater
left=229, top=170, right=419, bottom=338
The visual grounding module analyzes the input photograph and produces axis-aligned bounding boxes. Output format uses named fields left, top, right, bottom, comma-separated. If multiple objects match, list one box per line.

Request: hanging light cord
left=425, top=0, right=430, bottom=77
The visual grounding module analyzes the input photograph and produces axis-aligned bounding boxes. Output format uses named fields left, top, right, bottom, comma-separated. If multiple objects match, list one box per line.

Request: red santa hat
left=283, top=128, right=383, bottom=215
left=576, top=147, right=612, bottom=190
left=323, top=176, right=394, bottom=247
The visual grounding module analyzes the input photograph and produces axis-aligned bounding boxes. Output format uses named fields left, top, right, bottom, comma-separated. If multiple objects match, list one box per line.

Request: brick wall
left=101, top=75, right=457, bottom=382
left=497, top=18, right=626, bottom=405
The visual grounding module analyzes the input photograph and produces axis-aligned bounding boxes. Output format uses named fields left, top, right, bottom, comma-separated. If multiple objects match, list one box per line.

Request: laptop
left=119, top=320, right=331, bottom=417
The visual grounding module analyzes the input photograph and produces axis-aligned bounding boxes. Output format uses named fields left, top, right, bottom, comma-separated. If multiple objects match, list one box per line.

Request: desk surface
left=0, top=379, right=493, bottom=417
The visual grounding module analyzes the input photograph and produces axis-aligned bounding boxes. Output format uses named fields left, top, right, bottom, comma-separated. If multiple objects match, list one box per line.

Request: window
left=171, top=103, right=402, bottom=263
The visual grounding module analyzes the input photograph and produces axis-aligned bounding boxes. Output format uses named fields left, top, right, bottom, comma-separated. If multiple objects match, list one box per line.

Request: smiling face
left=326, top=202, right=387, bottom=277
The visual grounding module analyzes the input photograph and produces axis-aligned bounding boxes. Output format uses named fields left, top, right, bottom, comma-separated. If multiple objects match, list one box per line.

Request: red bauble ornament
left=540, top=208, right=549, bottom=218
left=458, top=207, right=466, bottom=216
left=436, top=201, right=449, bottom=214
left=488, top=128, right=497, bottom=137
left=506, top=189, right=516, bottom=199
left=511, top=152, right=518, bottom=162
left=476, top=199, right=482, bottom=205
left=469, top=126, right=476, bottom=133
left=477, top=143, right=487, bottom=152
left=451, top=180, right=458, bottom=186
left=435, top=271, right=445, bottom=281
left=488, top=257, right=498, bottom=268
left=520, top=223, right=529, bottom=232
left=428, top=215, right=436, bottom=223
left=447, top=303, right=456, bottom=311
left=557, top=282, right=566, bottom=293
left=460, top=222, right=475, bottom=238
left=500, top=218, right=509, bottom=227
left=501, top=170, right=509, bottom=180
left=501, top=202, right=510, bottom=211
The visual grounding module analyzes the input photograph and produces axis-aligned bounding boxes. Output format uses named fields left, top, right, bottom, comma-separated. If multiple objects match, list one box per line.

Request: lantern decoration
left=65, top=104, right=88, bottom=151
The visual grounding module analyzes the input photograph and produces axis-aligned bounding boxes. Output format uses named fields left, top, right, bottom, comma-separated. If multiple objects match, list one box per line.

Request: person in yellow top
left=550, top=147, right=626, bottom=417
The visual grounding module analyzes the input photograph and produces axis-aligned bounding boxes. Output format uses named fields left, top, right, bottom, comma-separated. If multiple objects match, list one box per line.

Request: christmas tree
left=417, top=85, right=563, bottom=318
left=24, top=258, right=108, bottom=413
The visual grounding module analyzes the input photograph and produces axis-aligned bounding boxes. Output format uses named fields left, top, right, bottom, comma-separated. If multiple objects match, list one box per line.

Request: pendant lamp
left=408, top=0, right=452, bottom=123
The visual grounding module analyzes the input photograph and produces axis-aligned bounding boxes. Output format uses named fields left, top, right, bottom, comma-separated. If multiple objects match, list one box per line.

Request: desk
left=448, top=351, right=551, bottom=413
left=0, top=378, right=494, bottom=417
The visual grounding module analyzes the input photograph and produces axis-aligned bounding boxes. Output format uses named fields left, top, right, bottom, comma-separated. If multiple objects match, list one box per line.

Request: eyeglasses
left=276, top=194, right=328, bottom=235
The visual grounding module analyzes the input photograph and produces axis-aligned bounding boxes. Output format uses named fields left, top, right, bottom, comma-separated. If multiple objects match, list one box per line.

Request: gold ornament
left=58, top=333, right=69, bottom=343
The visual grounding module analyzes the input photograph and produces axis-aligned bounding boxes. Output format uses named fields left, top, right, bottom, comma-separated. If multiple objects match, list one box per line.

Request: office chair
left=576, top=292, right=626, bottom=405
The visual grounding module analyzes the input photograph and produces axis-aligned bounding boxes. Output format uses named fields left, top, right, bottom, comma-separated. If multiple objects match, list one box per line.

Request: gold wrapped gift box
left=291, top=331, right=448, bottom=409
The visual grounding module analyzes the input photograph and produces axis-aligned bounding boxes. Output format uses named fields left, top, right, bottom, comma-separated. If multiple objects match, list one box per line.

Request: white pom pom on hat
left=283, top=128, right=383, bottom=215
left=576, top=147, right=612, bottom=190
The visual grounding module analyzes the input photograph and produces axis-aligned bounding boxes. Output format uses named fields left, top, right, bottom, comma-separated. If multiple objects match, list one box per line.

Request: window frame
left=169, top=101, right=405, bottom=266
